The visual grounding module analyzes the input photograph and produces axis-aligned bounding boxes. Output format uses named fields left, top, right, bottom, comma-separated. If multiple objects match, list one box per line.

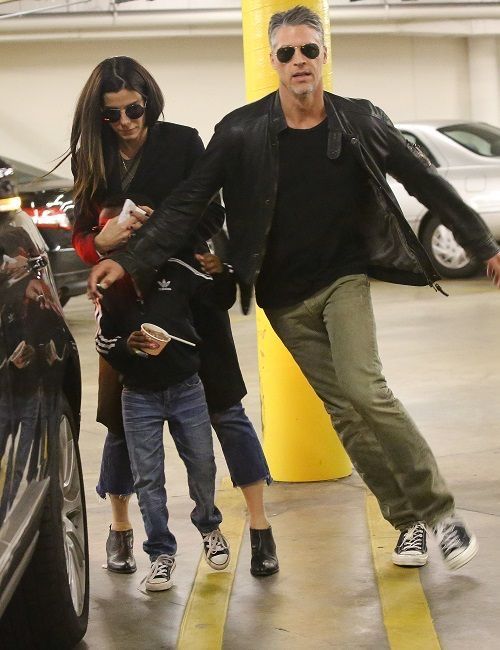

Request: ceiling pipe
left=2, top=5, right=500, bottom=41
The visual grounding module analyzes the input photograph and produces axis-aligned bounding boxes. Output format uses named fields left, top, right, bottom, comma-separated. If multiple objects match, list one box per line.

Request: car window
left=400, top=131, right=439, bottom=167
left=437, top=122, right=500, bottom=157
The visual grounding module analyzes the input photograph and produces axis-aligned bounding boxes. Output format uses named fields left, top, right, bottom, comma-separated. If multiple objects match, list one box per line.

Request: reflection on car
left=0, top=189, right=89, bottom=645
left=2, top=157, right=88, bottom=305
left=392, top=121, right=500, bottom=277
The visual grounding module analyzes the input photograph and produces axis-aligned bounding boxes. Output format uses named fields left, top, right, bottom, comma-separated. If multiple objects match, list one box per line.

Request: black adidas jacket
left=95, top=254, right=236, bottom=393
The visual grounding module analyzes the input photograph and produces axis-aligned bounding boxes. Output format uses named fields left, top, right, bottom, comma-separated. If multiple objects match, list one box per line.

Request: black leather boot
left=250, top=527, right=279, bottom=577
left=106, top=527, right=137, bottom=573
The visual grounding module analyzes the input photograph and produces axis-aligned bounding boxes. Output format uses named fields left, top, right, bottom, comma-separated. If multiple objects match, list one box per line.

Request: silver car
left=391, top=121, right=500, bottom=277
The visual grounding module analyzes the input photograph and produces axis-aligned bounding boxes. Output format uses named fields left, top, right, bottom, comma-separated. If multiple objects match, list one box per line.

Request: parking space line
left=366, top=493, right=441, bottom=650
left=176, top=476, right=246, bottom=650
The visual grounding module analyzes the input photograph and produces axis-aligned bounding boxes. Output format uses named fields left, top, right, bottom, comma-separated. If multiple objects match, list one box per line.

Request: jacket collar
left=269, top=90, right=343, bottom=159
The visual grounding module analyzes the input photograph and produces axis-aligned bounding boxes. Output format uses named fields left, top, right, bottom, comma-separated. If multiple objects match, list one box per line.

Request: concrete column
left=241, top=0, right=351, bottom=481
left=468, top=36, right=500, bottom=125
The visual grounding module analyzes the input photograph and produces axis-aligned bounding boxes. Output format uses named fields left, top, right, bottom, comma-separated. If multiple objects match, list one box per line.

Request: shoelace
left=400, top=523, right=425, bottom=551
left=143, top=555, right=175, bottom=583
left=437, top=525, right=462, bottom=554
left=203, top=530, right=228, bottom=555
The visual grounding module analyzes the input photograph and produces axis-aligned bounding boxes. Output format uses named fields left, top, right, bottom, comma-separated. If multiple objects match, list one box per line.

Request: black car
left=0, top=165, right=89, bottom=647
left=3, top=157, right=88, bottom=306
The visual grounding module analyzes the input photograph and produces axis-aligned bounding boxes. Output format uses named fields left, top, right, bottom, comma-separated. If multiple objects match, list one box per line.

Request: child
left=95, top=247, right=234, bottom=591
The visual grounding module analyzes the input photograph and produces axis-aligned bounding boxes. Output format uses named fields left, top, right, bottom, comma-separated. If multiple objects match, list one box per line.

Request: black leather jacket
left=113, top=91, right=500, bottom=303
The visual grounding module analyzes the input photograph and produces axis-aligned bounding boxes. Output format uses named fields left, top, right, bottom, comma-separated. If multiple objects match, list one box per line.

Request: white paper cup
left=141, top=323, right=171, bottom=356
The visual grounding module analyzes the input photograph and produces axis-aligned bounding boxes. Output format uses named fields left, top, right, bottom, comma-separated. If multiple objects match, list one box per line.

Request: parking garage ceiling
left=2, top=0, right=500, bottom=39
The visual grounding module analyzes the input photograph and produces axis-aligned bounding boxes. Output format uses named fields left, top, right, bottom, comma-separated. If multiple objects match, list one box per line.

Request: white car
left=391, top=121, right=500, bottom=277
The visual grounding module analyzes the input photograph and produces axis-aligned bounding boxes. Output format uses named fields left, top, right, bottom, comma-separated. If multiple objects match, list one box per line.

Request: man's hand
left=88, top=259, right=126, bottom=299
left=486, top=252, right=500, bottom=288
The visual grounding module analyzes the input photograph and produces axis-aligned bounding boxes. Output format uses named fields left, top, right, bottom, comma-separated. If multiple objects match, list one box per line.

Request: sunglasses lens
left=276, top=44, right=320, bottom=63
left=126, top=103, right=146, bottom=119
left=102, top=108, right=121, bottom=123
left=276, top=47, right=295, bottom=63
left=101, top=103, right=145, bottom=123
left=301, top=43, right=320, bottom=59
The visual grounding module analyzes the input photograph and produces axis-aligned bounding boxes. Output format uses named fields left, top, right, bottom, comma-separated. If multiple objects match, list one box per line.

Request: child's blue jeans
left=121, top=373, right=222, bottom=560
left=96, top=401, right=270, bottom=500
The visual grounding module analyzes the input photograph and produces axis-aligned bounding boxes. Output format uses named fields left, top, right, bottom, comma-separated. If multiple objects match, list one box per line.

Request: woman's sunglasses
left=101, top=102, right=146, bottom=123
left=275, top=43, right=321, bottom=64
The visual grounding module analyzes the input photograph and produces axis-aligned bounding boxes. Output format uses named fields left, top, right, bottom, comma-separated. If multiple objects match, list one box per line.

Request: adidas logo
left=157, top=279, right=172, bottom=291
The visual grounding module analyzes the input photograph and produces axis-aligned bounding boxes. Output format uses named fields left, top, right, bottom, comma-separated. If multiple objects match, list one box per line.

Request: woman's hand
left=94, top=215, right=133, bottom=254
left=129, top=205, right=152, bottom=231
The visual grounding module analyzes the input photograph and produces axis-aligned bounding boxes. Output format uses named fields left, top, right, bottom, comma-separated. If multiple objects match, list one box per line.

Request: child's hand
left=127, top=330, right=159, bottom=355
left=195, top=253, right=223, bottom=275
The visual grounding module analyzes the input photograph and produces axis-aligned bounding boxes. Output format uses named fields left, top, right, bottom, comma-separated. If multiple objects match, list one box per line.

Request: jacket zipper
left=349, top=135, right=442, bottom=290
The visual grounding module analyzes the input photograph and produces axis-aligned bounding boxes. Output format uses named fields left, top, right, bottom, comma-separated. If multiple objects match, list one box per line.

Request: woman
left=69, top=56, right=278, bottom=578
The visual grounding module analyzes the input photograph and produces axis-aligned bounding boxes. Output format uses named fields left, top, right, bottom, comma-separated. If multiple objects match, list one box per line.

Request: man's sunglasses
left=275, top=43, right=321, bottom=64
left=101, top=102, right=146, bottom=123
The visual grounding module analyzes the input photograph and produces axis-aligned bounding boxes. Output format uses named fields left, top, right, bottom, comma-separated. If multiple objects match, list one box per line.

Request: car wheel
left=421, top=215, right=480, bottom=278
left=0, top=396, right=89, bottom=648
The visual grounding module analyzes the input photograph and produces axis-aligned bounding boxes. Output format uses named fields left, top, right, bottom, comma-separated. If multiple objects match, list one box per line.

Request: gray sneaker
left=432, top=516, right=478, bottom=570
left=144, top=554, right=176, bottom=591
left=392, top=522, right=428, bottom=567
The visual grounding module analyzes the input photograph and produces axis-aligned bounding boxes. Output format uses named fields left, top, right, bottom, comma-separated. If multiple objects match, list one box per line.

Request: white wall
left=333, top=35, right=470, bottom=121
left=0, top=32, right=476, bottom=177
left=1, top=36, right=247, bottom=177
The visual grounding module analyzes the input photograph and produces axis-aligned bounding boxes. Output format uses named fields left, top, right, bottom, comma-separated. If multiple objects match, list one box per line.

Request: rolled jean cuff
left=96, top=429, right=135, bottom=499
left=95, top=485, right=134, bottom=500
left=210, top=402, right=271, bottom=488
left=231, top=473, right=273, bottom=489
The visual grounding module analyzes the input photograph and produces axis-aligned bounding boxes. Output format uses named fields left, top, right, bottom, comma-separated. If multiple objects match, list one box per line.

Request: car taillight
left=23, top=193, right=74, bottom=230
left=24, top=208, right=72, bottom=230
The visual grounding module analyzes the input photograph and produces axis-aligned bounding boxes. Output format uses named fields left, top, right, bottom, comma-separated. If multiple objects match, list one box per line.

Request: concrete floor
left=66, top=276, right=500, bottom=650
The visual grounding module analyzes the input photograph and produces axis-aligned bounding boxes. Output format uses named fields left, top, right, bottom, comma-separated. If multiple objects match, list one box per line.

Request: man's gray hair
left=268, top=5, right=324, bottom=48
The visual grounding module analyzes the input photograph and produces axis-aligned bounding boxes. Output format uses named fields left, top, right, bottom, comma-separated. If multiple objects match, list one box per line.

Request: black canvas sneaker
left=392, top=522, right=428, bottom=567
left=202, top=529, right=230, bottom=570
left=432, top=516, right=478, bottom=570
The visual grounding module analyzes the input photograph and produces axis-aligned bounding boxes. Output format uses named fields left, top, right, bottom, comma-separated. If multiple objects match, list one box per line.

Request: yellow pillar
left=241, top=0, right=352, bottom=481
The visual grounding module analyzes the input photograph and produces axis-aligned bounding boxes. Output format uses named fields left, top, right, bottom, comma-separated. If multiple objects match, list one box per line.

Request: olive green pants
left=265, top=274, right=454, bottom=530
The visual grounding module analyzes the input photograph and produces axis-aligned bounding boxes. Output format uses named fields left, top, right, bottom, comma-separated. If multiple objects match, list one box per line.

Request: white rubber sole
left=444, top=535, right=478, bottom=571
left=145, top=578, right=174, bottom=591
left=392, top=551, right=429, bottom=567
left=205, top=553, right=230, bottom=570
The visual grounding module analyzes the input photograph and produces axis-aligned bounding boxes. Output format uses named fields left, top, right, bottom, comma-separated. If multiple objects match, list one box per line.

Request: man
left=89, top=6, right=500, bottom=570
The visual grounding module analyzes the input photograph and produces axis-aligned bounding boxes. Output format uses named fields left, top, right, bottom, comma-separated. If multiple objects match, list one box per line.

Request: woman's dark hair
left=70, top=56, right=164, bottom=209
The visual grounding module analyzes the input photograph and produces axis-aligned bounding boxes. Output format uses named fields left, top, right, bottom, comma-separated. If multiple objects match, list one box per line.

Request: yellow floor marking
left=366, top=493, right=441, bottom=650
left=177, top=476, right=246, bottom=650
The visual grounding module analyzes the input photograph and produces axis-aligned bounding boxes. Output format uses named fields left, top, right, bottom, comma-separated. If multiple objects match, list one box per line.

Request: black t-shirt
left=255, top=120, right=369, bottom=309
